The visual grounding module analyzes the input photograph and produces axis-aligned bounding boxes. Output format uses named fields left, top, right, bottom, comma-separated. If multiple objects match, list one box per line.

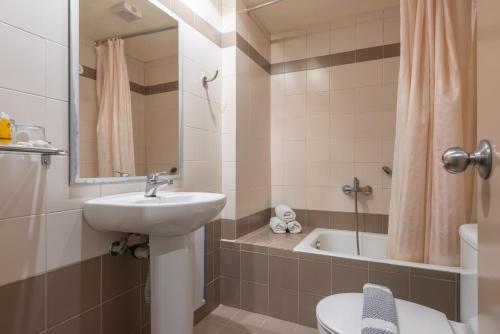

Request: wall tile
left=269, top=286, right=298, bottom=322
left=356, top=20, right=383, bottom=49
left=269, top=255, right=298, bottom=290
left=45, top=40, right=68, bottom=101
left=383, top=57, right=400, bottom=83
left=0, top=22, right=45, bottom=95
left=0, top=155, right=46, bottom=220
left=410, top=276, right=457, bottom=320
left=220, top=276, right=241, bottom=308
left=307, top=29, right=330, bottom=57
left=307, top=68, right=330, bottom=92
left=285, top=71, right=307, bottom=95
left=0, top=214, right=46, bottom=286
left=331, top=25, right=356, bottom=53
left=299, top=259, right=331, bottom=295
left=332, top=264, right=368, bottom=293
left=46, top=209, right=114, bottom=270
left=0, top=274, right=45, bottom=334
left=220, top=248, right=240, bottom=279
left=102, top=255, right=141, bottom=301
left=47, top=257, right=100, bottom=327
left=370, top=270, right=409, bottom=300
left=298, top=291, right=324, bottom=328
left=45, top=98, right=69, bottom=151
left=384, top=17, right=400, bottom=45
left=241, top=251, right=268, bottom=284
left=47, top=307, right=100, bottom=334
left=102, top=288, right=141, bottom=334
left=240, top=281, right=268, bottom=315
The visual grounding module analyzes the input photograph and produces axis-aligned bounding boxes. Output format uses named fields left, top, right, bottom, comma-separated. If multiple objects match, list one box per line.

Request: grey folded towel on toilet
left=361, top=284, right=399, bottom=334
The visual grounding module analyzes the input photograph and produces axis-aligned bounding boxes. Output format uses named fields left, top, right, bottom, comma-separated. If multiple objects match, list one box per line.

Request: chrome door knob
left=442, top=139, right=492, bottom=179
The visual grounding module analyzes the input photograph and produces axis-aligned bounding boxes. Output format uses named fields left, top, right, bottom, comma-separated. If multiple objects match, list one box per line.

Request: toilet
left=316, top=224, right=478, bottom=334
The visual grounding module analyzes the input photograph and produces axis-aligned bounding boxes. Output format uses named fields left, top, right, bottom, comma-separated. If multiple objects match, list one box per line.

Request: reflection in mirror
left=77, top=0, right=179, bottom=179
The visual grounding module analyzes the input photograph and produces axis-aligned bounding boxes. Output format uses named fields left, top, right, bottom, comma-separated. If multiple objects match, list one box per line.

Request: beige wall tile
left=0, top=215, right=46, bottom=286
left=356, top=20, right=383, bottom=49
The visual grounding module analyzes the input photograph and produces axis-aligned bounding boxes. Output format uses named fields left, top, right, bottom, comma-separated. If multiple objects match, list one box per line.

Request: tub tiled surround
left=270, top=8, right=400, bottom=215
left=219, top=226, right=460, bottom=327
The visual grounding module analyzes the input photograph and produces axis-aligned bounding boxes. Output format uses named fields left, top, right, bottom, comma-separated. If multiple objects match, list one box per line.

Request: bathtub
left=294, top=228, right=460, bottom=273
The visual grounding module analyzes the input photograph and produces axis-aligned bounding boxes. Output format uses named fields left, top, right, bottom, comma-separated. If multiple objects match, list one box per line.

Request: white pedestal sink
left=83, top=191, right=226, bottom=334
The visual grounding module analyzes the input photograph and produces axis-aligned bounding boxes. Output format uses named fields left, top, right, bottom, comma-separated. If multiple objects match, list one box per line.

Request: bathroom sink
left=83, top=191, right=226, bottom=236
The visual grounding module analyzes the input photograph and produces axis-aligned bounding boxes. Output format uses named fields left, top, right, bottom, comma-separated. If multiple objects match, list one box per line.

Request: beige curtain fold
left=387, top=0, right=476, bottom=266
left=95, top=38, right=136, bottom=177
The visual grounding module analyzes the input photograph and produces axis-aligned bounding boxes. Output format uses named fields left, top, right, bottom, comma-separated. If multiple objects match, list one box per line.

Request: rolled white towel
left=275, top=205, right=296, bottom=223
left=287, top=221, right=302, bottom=234
left=269, top=217, right=287, bottom=234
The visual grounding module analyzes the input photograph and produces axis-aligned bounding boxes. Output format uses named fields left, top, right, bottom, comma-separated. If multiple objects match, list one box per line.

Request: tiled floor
left=194, top=305, right=317, bottom=334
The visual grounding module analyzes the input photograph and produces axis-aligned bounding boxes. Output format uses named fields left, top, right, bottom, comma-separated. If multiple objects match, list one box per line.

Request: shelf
left=0, top=144, right=67, bottom=166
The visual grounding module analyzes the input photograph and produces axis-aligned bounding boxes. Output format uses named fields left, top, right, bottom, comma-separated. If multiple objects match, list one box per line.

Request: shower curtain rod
left=245, top=0, right=284, bottom=12
left=95, top=26, right=177, bottom=43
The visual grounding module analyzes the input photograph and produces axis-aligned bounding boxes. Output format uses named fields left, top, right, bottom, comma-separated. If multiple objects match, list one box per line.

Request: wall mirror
left=70, top=0, right=180, bottom=184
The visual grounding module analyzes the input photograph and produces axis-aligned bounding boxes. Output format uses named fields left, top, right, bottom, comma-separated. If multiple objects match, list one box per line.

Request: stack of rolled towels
left=269, top=205, right=302, bottom=234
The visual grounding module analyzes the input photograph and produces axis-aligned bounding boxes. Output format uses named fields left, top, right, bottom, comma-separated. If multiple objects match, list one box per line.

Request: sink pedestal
left=150, top=234, right=194, bottom=334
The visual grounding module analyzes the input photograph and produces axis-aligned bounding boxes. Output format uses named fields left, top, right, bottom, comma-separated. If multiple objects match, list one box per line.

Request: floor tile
left=210, top=305, right=240, bottom=323
left=257, top=317, right=298, bottom=334
left=227, top=310, right=267, bottom=333
left=194, top=317, right=226, bottom=334
left=294, top=324, right=318, bottom=334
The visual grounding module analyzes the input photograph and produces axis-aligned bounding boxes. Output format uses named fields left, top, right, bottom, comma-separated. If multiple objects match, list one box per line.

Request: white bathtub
left=294, top=228, right=460, bottom=273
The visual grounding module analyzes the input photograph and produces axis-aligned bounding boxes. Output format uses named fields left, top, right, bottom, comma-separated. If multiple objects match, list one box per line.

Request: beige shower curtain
left=387, top=0, right=476, bottom=266
left=95, top=38, right=135, bottom=177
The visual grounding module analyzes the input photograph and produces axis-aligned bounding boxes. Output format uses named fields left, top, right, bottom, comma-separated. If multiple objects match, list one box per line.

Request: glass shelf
left=0, top=144, right=67, bottom=166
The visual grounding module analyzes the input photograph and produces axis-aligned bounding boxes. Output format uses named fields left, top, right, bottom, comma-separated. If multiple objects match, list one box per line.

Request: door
left=477, top=0, right=500, bottom=332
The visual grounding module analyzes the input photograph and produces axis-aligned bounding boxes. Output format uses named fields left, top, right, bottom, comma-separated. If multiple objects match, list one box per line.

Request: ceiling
left=80, top=0, right=178, bottom=61
left=243, top=0, right=400, bottom=34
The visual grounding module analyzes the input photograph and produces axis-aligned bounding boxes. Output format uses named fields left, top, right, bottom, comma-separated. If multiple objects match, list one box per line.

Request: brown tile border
left=270, top=43, right=400, bottom=75
left=80, top=65, right=96, bottom=80
left=81, top=69, right=179, bottom=96
left=0, top=219, right=222, bottom=332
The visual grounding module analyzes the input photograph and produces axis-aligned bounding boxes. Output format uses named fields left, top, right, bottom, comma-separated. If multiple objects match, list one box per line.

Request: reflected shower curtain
left=95, top=38, right=135, bottom=177
left=387, top=0, right=476, bottom=266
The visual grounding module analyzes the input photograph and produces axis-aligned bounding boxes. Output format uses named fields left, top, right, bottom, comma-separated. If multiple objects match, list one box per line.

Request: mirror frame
left=69, top=0, right=183, bottom=184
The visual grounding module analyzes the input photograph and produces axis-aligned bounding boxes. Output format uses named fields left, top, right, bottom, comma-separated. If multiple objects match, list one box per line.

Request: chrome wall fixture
left=442, top=139, right=492, bottom=179
left=202, top=70, right=218, bottom=88
left=382, top=166, right=393, bottom=176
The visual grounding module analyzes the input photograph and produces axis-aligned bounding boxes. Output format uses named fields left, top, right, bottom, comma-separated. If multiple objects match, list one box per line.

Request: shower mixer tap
left=342, top=177, right=373, bottom=196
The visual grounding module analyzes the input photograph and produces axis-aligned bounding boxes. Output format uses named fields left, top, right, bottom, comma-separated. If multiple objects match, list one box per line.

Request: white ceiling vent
left=111, top=2, right=143, bottom=22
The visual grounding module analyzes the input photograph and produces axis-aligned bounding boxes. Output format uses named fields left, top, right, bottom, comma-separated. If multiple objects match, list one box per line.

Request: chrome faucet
left=342, top=177, right=373, bottom=196
left=145, top=172, right=173, bottom=197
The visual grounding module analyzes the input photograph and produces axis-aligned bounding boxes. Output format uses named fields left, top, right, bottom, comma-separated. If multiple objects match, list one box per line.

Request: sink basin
left=83, top=191, right=226, bottom=236
left=84, top=190, right=226, bottom=334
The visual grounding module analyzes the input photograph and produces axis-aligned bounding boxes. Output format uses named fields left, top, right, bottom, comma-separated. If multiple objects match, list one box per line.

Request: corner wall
left=270, top=8, right=400, bottom=217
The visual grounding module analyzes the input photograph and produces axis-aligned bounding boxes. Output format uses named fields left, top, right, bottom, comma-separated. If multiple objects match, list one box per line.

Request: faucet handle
left=147, top=171, right=168, bottom=181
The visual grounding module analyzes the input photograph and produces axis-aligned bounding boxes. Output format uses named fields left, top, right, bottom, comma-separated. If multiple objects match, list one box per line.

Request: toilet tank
left=459, top=224, right=478, bottom=334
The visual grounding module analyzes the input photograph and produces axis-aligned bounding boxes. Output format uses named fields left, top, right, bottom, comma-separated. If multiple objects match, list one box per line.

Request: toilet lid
left=316, top=293, right=454, bottom=334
